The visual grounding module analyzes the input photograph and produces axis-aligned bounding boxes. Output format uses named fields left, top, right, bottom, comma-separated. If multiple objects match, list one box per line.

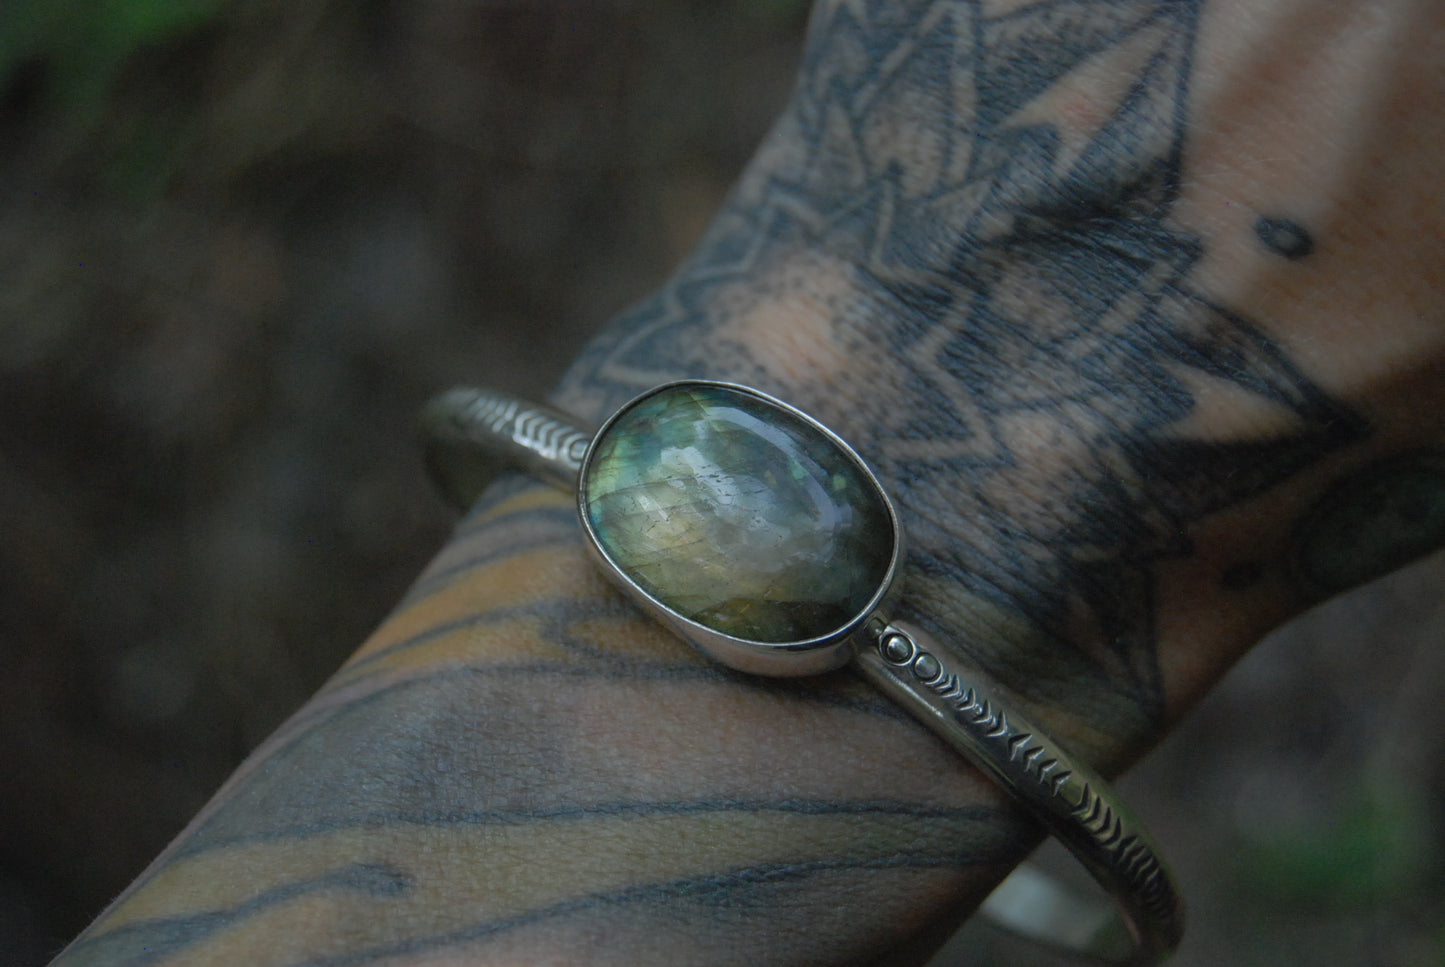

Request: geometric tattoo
left=564, top=0, right=1365, bottom=728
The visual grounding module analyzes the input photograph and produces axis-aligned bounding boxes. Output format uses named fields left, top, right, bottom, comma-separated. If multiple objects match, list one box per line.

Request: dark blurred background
left=0, top=2, right=1439, bottom=965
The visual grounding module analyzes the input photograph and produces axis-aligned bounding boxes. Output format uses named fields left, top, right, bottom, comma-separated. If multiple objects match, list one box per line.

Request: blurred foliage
left=0, top=0, right=226, bottom=121
left=1239, top=778, right=1435, bottom=906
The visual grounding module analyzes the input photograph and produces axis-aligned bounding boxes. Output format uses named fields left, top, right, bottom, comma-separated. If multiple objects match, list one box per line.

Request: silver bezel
left=576, top=380, right=902, bottom=677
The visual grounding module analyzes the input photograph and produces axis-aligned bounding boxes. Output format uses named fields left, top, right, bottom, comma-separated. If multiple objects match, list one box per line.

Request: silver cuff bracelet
left=421, top=381, right=1184, bottom=964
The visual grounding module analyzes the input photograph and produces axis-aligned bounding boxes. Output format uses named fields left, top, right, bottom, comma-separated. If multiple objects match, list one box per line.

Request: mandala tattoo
left=561, top=0, right=1365, bottom=727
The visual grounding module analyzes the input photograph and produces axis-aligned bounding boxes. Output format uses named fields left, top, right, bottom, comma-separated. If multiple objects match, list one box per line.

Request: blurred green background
left=0, top=2, right=1440, bottom=964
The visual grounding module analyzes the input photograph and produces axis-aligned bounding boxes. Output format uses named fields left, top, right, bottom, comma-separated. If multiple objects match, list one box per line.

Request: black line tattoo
left=62, top=863, right=413, bottom=967
left=560, top=0, right=1365, bottom=732
left=288, top=854, right=1008, bottom=967
left=1293, top=453, right=1445, bottom=594
left=170, top=668, right=914, bottom=865
left=172, top=798, right=1010, bottom=863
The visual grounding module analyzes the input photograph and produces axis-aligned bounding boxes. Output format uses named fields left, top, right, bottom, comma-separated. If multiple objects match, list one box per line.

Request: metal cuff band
left=421, top=384, right=1184, bottom=964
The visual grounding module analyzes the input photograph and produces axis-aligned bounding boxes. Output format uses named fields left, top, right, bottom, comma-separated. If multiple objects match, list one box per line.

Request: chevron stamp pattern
left=874, top=625, right=1179, bottom=926
left=443, top=387, right=592, bottom=472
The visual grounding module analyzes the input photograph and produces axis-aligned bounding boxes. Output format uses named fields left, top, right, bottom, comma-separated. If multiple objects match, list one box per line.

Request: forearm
left=56, top=0, right=1445, bottom=964
left=60, top=481, right=1029, bottom=965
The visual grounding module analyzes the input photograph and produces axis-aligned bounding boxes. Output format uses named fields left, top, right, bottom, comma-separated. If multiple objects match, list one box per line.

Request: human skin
left=54, top=1, right=1444, bottom=965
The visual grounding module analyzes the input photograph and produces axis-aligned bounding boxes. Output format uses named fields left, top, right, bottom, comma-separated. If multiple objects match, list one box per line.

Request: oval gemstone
left=581, top=384, right=895, bottom=643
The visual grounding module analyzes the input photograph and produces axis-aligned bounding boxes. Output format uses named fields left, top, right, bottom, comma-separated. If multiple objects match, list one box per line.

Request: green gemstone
left=581, top=384, right=895, bottom=643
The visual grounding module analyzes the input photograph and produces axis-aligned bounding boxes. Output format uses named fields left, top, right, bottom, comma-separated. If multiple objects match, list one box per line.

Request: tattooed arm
left=56, top=0, right=1444, bottom=964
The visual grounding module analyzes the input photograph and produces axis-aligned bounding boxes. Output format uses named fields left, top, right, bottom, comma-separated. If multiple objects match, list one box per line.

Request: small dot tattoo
left=1254, top=216, right=1314, bottom=260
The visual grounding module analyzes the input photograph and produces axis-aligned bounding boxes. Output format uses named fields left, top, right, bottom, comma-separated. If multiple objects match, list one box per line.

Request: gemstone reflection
left=582, top=384, right=894, bottom=643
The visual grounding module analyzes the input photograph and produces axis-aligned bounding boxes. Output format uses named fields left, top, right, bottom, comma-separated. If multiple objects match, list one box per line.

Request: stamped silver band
left=421, top=385, right=1184, bottom=964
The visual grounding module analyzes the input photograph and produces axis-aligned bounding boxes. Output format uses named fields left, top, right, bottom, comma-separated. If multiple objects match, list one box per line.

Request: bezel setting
left=576, top=380, right=903, bottom=676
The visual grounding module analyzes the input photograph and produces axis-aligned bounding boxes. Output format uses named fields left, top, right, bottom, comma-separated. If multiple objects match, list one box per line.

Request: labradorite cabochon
left=581, top=383, right=896, bottom=644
